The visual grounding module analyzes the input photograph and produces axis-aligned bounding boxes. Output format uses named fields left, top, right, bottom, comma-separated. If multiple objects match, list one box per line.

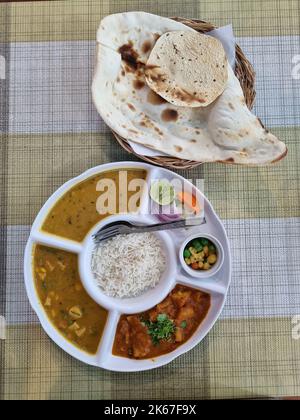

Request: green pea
left=180, top=321, right=187, bottom=329
left=184, top=249, right=191, bottom=259
left=192, top=239, right=202, bottom=249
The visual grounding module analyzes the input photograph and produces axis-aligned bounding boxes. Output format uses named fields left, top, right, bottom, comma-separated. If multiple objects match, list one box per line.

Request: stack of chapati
left=92, top=12, right=287, bottom=165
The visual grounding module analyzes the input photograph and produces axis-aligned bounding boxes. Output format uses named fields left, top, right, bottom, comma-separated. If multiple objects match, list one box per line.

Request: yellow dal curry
left=42, top=169, right=147, bottom=242
left=34, top=245, right=107, bottom=354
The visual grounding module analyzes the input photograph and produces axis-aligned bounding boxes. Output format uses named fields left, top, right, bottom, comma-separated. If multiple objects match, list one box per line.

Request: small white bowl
left=79, top=214, right=177, bottom=314
left=179, top=233, right=224, bottom=279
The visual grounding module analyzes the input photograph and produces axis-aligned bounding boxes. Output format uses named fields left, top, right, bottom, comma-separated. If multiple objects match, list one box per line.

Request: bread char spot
left=140, top=116, right=154, bottom=128
left=161, top=109, right=179, bottom=122
left=145, top=64, right=160, bottom=70
left=147, top=90, right=167, bottom=105
left=118, top=43, right=144, bottom=72
left=127, top=103, right=136, bottom=112
left=238, top=129, right=250, bottom=138
left=154, top=33, right=161, bottom=42
left=128, top=129, right=139, bottom=135
left=139, top=118, right=163, bottom=137
left=145, top=65, right=164, bottom=83
left=133, top=80, right=145, bottom=90
left=153, top=126, right=163, bottom=136
left=256, top=117, right=267, bottom=131
left=142, top=40, right=152, bottom=54
left=174, top=88, right=206, bottom=105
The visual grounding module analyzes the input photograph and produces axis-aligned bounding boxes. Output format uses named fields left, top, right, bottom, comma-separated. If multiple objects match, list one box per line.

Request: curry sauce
left=42, top=169, right=147, bottom=242
left=34, top=245, right=108, bottom=355
left=113, top=285, right=211, bottom=359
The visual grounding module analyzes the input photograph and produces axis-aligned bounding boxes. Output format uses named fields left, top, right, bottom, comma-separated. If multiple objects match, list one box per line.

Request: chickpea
left=208, top=254, right=217, bottom=265
left=189, top=247, right=197, bottom=256
left=199, top=251, right=205, bottom=259
left=203, top=262, right=211, bottom=270
left=203, top=246, right=209, bottom=256
left=198, top=261, right=204, bottom=269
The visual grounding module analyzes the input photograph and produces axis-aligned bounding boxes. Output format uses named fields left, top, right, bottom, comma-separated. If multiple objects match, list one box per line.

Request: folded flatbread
left=92, top=12, right=287, bottom=165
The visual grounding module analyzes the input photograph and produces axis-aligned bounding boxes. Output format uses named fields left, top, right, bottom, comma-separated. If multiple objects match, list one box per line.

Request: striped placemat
left=0, top=0, right=299, bottom=400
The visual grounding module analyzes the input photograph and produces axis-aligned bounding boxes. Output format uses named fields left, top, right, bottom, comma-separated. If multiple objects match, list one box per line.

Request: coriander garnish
left=143, top=314, right=176, bottom=345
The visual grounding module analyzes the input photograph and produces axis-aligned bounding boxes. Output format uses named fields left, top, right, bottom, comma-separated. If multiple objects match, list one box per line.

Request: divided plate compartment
left=24, top=162, right=231, bottom=372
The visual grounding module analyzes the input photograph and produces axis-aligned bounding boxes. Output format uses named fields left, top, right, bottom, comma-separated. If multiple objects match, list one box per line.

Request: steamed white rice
left=91, top=233, right=166, bottom=298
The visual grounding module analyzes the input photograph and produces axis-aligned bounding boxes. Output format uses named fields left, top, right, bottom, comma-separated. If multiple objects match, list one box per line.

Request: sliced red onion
left=151, top=201, right=181, bottom=222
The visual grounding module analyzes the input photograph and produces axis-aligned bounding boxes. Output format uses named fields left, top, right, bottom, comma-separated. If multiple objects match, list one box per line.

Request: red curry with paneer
left=113, top=285, right=211, bottom=359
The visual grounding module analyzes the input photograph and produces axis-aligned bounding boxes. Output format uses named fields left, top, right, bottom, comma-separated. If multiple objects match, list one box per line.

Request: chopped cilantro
left=143, top=314, right=176, bottom=345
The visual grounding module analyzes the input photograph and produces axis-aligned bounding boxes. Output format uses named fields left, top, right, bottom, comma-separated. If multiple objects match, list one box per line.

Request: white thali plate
left=24, top=161, right=231, bottom=372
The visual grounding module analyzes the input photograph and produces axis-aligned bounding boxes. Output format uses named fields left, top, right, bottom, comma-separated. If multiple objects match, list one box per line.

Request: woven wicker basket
left=113, top=18, right=256, bottom=170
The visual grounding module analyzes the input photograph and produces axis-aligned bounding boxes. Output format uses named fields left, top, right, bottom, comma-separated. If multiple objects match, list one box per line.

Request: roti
left=145, top=31, right=228, bottom=107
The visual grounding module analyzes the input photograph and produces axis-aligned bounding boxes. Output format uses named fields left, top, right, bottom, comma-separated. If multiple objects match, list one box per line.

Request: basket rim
left=112, top=17, right=257, bottom=170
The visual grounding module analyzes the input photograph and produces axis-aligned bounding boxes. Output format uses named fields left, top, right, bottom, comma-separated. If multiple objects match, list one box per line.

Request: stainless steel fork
left=93, top=217, right=206, bottom=244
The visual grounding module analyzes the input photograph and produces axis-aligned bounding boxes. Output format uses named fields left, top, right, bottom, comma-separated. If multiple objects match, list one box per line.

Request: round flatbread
left=145, top=31, right=228, bottom=107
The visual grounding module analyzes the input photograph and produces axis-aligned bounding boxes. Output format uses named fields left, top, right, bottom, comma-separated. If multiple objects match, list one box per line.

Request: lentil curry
left=34, top=245, right=108, bottom=354
left=113, top=285, right=211, bottom=359
left=42, top=169, right=147, bottom=242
